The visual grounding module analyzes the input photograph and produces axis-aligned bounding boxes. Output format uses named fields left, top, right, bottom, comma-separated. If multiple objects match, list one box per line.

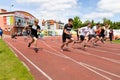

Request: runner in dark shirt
left=28, top=19, right=41, bottom=53
left=61, top=18, right=74, bottom=51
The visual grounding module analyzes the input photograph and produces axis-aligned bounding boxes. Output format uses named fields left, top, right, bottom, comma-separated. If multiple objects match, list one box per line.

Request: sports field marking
left=89, top=47, right=120, bottom=56
left=8, top=47, right=18, bottom=57
left=6, top=40, right=53, bottom=80
left=82, top=62, right=120, bottom=78
left=6, top=38, right=120, bottom=79
left=45, top=48, right=120, bottom=79
left=73, top=49, right=120, bottom=64
left=44, top=49, right=112, bottom=80
left=45, top=40, right=120, bottom=64
left=42, top=41, right=120, bottom=80
left=43, top=41, right=120, bottom=78
left=97, top=46, right=120, bottom=51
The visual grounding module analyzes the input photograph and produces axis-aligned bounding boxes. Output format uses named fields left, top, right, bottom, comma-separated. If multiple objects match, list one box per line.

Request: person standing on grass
left=0, top=27, right=3, bottom=39
left=61, top=18, right=74, bottom=51
left=27, top=19, right=41, bottom=53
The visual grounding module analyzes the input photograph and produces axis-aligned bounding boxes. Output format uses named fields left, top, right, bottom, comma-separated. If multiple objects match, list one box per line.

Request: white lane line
left=89, top=47, right=120, bottom=56
left=9, top=47, right=18, bottom=57
left=43, top=39, right=120, bottom=78
left=44, top=49, right=111, bottom=80
left=46, top=40, right=120, bottom=64
left=42, top=41, right=112, bottom=80
left=44, top=49, right=120, bottom=79
left=6, top=41, right=53, bottom=80
left=97, top=46, right=120, bottom=51
left=42, top=40, right=120, bottom=78
left=21, top=61, right=30, bottom=71
left=82, top=62, right=120, bottom=78
left=74, top=49, right=120, bottom=64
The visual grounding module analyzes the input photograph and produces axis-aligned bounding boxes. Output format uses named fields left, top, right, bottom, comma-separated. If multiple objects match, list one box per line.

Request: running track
left=4, top=36, right=120, bottom=80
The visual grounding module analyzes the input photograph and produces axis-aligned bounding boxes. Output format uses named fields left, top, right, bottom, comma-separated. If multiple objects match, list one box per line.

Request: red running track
left=4, top=36, right=120, bottom=80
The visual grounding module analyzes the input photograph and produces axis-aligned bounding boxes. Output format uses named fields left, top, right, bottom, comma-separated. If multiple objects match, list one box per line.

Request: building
left=42, top=19, right=64, bottom=30
left=42, top=19, right=64, bottom=36
left=0, top=9, right=36, bottom=35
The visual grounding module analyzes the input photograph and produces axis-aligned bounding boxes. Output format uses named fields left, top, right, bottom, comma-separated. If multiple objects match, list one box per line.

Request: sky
left=0, top=0, right=120, bottom=23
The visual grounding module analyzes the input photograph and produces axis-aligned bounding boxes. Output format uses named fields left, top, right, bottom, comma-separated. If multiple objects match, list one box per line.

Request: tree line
left=73, top=16, right=120, bottom=30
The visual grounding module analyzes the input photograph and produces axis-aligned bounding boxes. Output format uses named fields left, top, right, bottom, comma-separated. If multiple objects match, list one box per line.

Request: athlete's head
left=87, top=22, right=92, bottom=28
left=34, top=18, right=39, bottom=25
left=104, top=23, right=109, bottom=28
left=68, top=18, right=73, bottom=25
left=96, top=23, right=100, bottom=28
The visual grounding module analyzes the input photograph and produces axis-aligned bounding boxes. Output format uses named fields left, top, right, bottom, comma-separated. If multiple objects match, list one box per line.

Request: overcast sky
left=0, top=0, right=120, bottom=23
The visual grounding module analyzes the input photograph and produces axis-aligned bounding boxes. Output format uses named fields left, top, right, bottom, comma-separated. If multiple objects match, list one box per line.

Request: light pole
left=10, top=4, right=14, bottom=11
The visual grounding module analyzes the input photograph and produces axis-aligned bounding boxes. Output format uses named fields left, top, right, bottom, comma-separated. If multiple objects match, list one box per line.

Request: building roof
left=0, top=10, right=35, bottom=18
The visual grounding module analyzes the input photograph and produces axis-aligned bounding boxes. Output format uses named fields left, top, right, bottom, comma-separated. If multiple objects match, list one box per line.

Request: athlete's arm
left=37, top=26, right=41, bottom=33
left=63, top=24, right=71, bottom=35
left=64, top=29, right=71, bottom=35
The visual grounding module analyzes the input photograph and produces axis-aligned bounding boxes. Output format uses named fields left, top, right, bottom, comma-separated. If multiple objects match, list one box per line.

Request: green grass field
left=0, top=39, right=34, bottom=80
left=112, top=40, right=120, bottom=43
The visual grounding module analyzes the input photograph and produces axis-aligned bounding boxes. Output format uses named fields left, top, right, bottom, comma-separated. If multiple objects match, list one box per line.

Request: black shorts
left=88, top=34, right=96, bottom=40
left=62, top=34, right=72, bottom=42
left=30, top=34, right=38, bottom=38
left=80, top=35, right=85, bottom=41
left=99, top=34, right=105, bottom=38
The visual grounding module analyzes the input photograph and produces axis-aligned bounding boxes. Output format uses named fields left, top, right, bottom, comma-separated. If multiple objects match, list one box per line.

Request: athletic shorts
left=80, top=35, right=85, bottom=41
left=88, top=34, right=96, bottom=40
left=62, top=34, right=72, bottom=42
left=30, top=34, right=38, bottom=38
left=99, top=34, right=105, bottom=38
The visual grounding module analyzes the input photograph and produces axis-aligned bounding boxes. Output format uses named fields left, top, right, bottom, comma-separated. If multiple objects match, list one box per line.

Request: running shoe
left=34, top=48, right=39, bottom=53
left=28, top=43, right=31, bottom=47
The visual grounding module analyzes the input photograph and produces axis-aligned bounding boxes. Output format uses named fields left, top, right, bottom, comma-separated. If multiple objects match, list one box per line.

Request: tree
left=91, top=19, right=95, bottom=27
left=83, top=20, right=91, bottom=26
left=103, top=17, right=112, bottom=25
left=72, top=16, right=82, bottom=40
left=73, top=16, right=82, bottom=30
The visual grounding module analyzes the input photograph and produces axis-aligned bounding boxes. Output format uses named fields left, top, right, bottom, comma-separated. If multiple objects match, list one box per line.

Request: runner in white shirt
left=79, top=23, right=91, bottom=49
left=88, top=23, right=100, bottom=46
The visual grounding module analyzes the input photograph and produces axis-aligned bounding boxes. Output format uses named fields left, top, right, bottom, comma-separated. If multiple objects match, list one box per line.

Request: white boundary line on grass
left=6, top=41, right=53, bottom=80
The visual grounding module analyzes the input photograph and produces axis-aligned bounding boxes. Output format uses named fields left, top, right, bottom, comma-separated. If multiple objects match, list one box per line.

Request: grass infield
left=112, top=40, right=120, bottom=43
left=0, top=39, right=34, bottom=80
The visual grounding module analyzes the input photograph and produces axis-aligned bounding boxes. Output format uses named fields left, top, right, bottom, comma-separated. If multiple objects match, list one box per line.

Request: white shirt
left=90, top=26, right=97, bottom=35
left=32, top=25, right=37, bottom=30
left=80, top=26, right=91, bottom=36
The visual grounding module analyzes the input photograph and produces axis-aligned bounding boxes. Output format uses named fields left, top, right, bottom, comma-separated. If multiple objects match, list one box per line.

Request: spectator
left=0, top=27, right=3, bottom=39
left=109, top=29, right=114, bottom=43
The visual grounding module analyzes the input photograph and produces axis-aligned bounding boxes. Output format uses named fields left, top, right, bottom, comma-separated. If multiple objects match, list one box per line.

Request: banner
left=10, top=16, right=14, bottom=25
left=6, top=16, right=14, bottom=25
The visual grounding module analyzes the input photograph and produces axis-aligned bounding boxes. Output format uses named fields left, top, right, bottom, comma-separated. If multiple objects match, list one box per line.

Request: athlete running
left=27, top=19, right=41, bottom=53
left=89, top=23, right=101, bottom=46
left=61, top=18, right=74, bottom=51
left=79, top=23, right=91, bottom=49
